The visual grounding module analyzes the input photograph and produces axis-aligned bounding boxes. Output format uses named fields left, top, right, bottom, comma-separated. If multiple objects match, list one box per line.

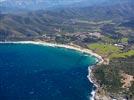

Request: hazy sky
left=0, top=0, right=6, bottom=2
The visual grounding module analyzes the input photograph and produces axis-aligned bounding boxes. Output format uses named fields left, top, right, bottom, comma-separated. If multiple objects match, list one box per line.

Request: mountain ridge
left=1, top=0, right=133, bottom=12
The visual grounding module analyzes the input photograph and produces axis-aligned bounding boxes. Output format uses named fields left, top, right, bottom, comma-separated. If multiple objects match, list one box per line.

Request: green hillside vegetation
left=110, top=50, right=134, bottom=59
left=120, top=38, right=128, bottom=43
left=93, top=56, right=134, bottom=99
left=100, top=36, right=117, bottom=44
left=88, top=43, right=134, bottom=59
left=94, top=64, right=123, bottom=92
left=88, top=43, right=121, bottom=57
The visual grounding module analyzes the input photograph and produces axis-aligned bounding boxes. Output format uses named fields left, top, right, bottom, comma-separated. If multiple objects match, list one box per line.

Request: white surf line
left=0, top=41, right=104, bottom=63
left=0, top=41, right=104, bottom=100
left=87, top=66, right=98, bottom=100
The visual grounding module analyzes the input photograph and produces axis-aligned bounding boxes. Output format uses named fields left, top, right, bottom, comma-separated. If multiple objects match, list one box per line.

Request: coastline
left=0, top=41, right=104, bottom=63
left=0, top=41, right=104, bottom=100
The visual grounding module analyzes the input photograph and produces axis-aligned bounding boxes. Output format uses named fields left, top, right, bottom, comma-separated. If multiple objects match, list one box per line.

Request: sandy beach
left=0, top=41, right=104, bottom=64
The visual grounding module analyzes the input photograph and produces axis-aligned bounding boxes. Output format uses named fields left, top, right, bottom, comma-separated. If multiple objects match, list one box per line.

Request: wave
left=87, top=65, right=98, bottom=100
left=90, top=90, right=96, bottom=100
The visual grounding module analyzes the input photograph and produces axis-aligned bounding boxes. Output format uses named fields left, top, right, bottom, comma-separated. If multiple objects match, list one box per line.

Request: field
left=88, top=43, right=134, bottom=59
left=88, top=43, right=121, bottom=57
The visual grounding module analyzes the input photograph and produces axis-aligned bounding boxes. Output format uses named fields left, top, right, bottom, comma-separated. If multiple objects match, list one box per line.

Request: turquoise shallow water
left=0, top=43, right=97, bottom=100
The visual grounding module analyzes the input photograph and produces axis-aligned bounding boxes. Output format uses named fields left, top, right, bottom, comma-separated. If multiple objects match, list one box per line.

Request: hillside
left=93, top=56, right=134, bottom=99
left=0, top=0, right=134, bottom=41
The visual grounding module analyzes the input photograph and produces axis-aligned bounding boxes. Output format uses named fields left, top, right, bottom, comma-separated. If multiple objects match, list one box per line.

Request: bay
left=0, top=43, right=97, bottom=100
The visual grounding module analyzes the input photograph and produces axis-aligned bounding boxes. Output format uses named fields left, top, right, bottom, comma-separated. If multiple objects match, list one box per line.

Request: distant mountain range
left=0, top=0, right=133, bottom=12
left=0, top=0, right=85, bottom=11
left=0, top=0, right=134, bottom=40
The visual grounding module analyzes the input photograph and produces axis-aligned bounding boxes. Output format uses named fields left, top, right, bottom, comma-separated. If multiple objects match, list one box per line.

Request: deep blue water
left=0, top=43, right=97, bottom=100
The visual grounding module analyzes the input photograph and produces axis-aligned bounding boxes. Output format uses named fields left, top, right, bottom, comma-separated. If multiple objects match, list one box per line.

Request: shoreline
left=0, top=41, right=104, bottom=100
left=0, top=41, right=104, bottom=63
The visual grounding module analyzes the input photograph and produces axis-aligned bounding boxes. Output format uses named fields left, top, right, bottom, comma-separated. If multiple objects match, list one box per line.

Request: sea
left=0, top=43, right=97, bottom=100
